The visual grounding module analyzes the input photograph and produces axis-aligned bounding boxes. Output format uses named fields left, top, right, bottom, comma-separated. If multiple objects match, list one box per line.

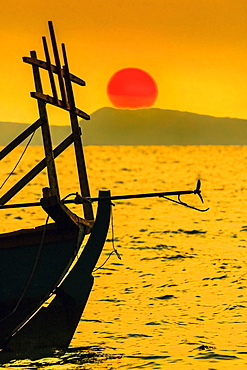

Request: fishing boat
left=0, top=21, right=109, bottom=352
left=0, top=22, right=208, bottom=355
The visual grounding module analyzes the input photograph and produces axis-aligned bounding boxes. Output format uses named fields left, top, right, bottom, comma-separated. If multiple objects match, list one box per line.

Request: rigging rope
left=0, top=214, right=49, bottom=323
left=110, top=208, right=121, bottom=260
left=93, top=206, right=121, bottom=272
left=61, top=192, right=78, bottom=202
left=0, top=131, right=36, bottom=190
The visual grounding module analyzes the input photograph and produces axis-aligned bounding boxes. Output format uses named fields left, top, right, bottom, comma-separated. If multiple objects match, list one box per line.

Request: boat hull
left=1, top=190, right=111, bottom=352
left=0, top=222, right=85, bottom=345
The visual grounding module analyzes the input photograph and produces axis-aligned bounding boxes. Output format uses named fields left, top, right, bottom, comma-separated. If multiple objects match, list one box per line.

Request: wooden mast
left=0, top=22, right=93, bottom=221
left=47, top=21, right=94, bottom=221
left=30, top=49, right=60, bottom=200
left=61, top=43, right=94, bottom=221
left=40, top=21, right=93, bottom=220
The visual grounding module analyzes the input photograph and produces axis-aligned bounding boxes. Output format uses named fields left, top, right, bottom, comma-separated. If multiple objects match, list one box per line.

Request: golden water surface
left=1, top=145, right=247, bottom=369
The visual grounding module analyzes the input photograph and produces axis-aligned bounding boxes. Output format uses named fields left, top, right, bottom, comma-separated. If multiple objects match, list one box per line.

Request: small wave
left=142, top=254, right=193, bottom=260
left=164, top=254, right=194, bottom=260
left=145, top=321, right=161, bottom=325
left=126, top=354, right=170, bottom=360
left=127, top=333, right=152, bottom=338
left=150, top=229, right=207, bottom=235
left=225, top=304, right=246, bottom=310
left=203, top=274, right=228, bottom=281
left=130, top=240, right=145, bottom=244
left=142, top=253, right=194, bottom=261
left=153, top=294, right=176, bottom=300
left=194, top=344, right=216, bottom=351
left=130, top=244, right=177, bottom=250
left=177, top=229, right=207, bottom=235
left=195, top=353, right=239, bottom=360
left=159, top=284, right=178, bottom=288
left=99, top=298, right=125, bottom=303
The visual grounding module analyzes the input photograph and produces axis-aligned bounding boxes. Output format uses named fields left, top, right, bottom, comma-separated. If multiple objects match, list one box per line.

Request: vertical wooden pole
left=30, top=50, right=60, bottom=199
left=42, top=36, right=59, bottom=104
left=62, top=44, right=94, bottom=221
left=48, top=21, right=67, bottom=107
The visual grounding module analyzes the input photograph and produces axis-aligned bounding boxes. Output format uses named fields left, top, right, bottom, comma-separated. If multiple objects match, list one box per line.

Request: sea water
left=1, top=145, right=247, bottom=369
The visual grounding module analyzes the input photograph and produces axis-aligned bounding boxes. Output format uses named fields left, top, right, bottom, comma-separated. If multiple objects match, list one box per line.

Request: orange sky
left=1, top=0, right=247, bottom=125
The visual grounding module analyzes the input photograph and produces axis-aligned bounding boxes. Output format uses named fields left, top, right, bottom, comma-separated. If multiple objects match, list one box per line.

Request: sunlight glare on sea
left=1, top=145, right=247, bottom=369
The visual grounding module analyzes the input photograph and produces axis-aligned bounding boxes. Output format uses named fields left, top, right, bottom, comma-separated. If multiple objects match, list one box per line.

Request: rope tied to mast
left=0, top=131, right=36, bottom=190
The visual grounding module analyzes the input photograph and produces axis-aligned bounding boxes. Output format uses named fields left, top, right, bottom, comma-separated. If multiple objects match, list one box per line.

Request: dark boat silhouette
left=0, top=21, right=109, bottom=352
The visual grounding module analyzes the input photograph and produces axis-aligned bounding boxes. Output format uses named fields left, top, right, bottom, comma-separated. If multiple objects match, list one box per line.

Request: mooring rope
left=93, top=207, right=121, bottom=272
left=61, top=192, right=78, bottom=202
left=0, top=131, right=36, bottom=190
left=0, top=214, right=49, bottom=323
left=110, top=209, right=121, bottom=260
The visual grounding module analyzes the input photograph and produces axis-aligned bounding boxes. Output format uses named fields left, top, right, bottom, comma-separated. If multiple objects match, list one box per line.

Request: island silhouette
left=1, top=107, right=247, bottom=145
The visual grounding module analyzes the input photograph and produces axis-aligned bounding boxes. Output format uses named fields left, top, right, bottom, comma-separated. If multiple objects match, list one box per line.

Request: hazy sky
left=1, top=0, right=247, bottom=125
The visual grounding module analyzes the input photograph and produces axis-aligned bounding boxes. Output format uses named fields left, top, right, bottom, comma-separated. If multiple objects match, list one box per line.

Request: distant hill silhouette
left=0, top=122, right=71, bottom=146
left=1, top=108, right=247, bottom=146
left=81, top=108, right=247, bottom=145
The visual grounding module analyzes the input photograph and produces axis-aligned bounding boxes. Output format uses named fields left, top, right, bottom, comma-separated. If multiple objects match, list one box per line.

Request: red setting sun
left=107, top=68, right=158, bottom=109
